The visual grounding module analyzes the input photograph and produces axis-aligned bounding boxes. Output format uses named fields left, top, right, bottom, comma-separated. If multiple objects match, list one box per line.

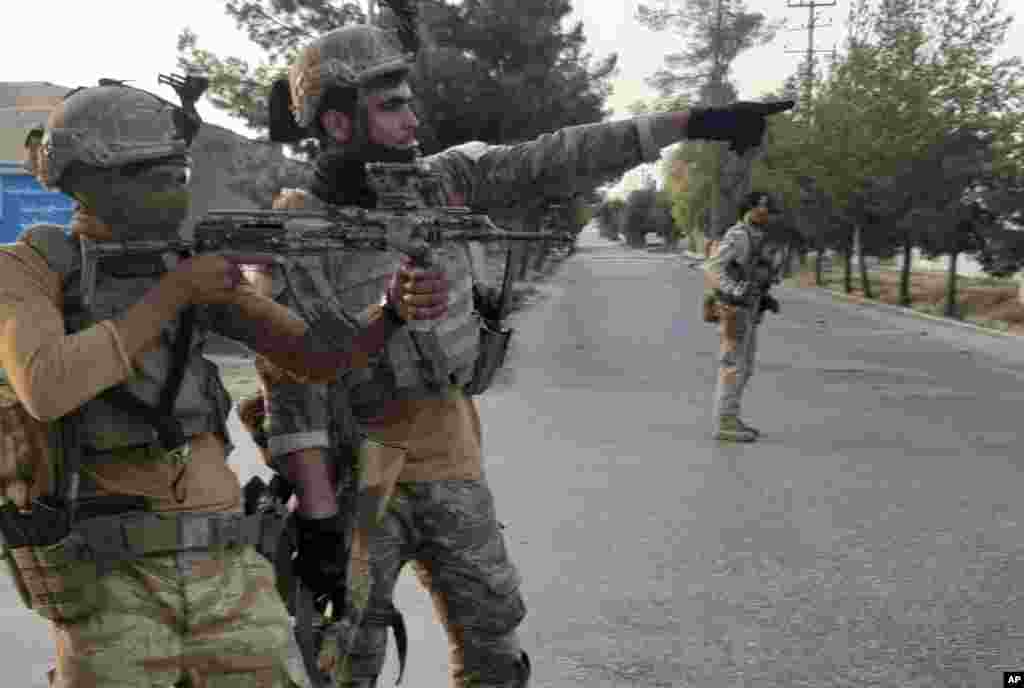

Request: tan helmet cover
left=34, top=85, right=189, bottom=190
left=289, top=24, right=413, bottom=128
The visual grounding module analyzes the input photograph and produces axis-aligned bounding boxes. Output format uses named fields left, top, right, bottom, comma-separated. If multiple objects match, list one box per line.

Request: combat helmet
left=29, top=77, right=204, bottom=191
left=271, top=24, right=414, bottom=141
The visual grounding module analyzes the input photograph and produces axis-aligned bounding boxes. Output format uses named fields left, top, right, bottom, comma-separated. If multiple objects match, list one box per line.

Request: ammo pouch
left=0, top=501, right=286, bottom=623
left=0, top=382, right=55, bottom=509
left=463, top=318, right=512, bottom=396
left=702, top=292, right=721, bottom=324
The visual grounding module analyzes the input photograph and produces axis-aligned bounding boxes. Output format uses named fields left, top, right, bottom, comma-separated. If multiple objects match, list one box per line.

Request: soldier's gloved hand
left=293, top=514, right=348, bottom=611
left=386, top=255, right=449, bottom=321
left=473, top=284, right=503, bottom=323
left=686, top=100, right=796, bottom=154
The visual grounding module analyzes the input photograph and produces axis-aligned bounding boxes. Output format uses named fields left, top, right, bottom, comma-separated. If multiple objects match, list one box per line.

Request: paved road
left=5, top=227, right=1024, bottom=686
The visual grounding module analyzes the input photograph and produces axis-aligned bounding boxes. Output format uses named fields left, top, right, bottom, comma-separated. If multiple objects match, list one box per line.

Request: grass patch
left=216, top=361, right=260, bottom=402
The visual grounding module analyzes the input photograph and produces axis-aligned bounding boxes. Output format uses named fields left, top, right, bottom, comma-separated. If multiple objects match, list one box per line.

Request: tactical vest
left=14, top=224, right=232, bottom=483
left=0, top=225, right=285, bottom=626
left=720, top=222, right=787, bottom=301
left=277, top=184, right=486, bottom=415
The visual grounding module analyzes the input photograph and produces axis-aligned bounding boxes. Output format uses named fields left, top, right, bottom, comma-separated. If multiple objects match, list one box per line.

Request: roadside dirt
left=796, top=266, right=1024, bottom=334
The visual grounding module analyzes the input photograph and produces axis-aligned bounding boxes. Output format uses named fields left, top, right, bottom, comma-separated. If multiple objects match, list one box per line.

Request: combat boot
left=714, top=415, right=757, bottom=442
left=736, top=418, right=760, bottom=437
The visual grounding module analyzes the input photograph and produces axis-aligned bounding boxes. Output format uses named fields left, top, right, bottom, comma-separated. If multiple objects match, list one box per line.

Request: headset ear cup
left=268, top=78, right=308, bottom=143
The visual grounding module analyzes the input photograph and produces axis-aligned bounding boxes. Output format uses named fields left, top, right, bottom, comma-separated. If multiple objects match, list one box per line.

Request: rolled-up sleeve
left=265, top=379, right=332, bottom=459
left=0, top=244, right=133, bottom=421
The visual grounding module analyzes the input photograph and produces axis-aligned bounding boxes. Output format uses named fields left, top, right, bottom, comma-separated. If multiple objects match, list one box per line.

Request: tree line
left=595, top=0, right=1024, bottom=318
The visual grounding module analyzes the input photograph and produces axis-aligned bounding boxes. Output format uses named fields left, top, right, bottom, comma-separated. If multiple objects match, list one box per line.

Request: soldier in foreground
left=0, top=78, right=446, bottom=687
left=703, top=191, right=788, bottom=442
left=244, top=20, right=793, bottom=687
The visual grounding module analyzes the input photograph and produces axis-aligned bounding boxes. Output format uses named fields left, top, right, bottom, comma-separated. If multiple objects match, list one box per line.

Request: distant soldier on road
left=704, top=191, right=788, bottom=442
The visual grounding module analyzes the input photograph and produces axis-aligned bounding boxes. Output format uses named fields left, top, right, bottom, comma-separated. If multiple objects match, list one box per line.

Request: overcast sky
left=3, top=0, right=1023, bottom=138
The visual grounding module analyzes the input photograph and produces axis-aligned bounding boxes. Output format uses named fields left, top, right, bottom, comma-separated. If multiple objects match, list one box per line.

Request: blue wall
left=0, top=164, right=74, bottom=244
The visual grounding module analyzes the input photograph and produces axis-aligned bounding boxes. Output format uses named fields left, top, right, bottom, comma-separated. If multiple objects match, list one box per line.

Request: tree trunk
left=518, top=244, right=532, bottom=280
left=843, top=242, right=853, bottom=294
left=859, top=255, right=874, bottom=299
left=782, top=245, right=794, bottom=278
left=855, top=225, right=874, bottom=299
left=945, top=251, right=960, bottom=319
left=814, top=249, right=824, bottom=286
left=532, top=240, right=548, bottom=271
left=899, top=238, right=912, bottom=307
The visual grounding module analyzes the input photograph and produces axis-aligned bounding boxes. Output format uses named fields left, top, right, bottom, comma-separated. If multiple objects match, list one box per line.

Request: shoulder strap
left=741, top=225, right=759, bottom=276
left=74, top=249, right=198, bottom=455
left=98, top=305, right=196, bottom=453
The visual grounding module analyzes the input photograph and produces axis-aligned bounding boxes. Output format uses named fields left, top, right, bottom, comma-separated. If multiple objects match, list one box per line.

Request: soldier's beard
left=313, top=136, right=419, bottom=208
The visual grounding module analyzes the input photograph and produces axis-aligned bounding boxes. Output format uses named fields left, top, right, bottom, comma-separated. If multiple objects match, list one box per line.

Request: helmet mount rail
left=158, top=73, right=209, bottom=145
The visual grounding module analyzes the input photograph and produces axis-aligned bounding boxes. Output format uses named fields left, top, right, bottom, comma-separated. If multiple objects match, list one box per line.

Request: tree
left=594, top=198, right=626, bottom=241
left=752, top=0, right=1024, bottom=308
left=178, top=0, right=617, bottom=157
left=835, top=0, right=1022, bottom=301
left=636, top=0, right=781, bottom=246
left=635, top=0, right=777, bottom=105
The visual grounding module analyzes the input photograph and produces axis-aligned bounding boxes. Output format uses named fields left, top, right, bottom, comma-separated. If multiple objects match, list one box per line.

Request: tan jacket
left=0, top=238, right=310, bottom=512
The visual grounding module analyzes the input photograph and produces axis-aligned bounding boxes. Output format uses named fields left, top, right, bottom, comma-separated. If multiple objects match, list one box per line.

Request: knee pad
left=448, top=583, right=526, bottom=638
left=459, top=647, right=531, bottom=688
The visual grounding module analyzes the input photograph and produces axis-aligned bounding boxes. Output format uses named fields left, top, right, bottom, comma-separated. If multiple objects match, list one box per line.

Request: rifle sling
left=98, top=304, right=196, bottom=453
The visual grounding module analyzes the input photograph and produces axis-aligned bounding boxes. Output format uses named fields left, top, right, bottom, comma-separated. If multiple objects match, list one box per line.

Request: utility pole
left=707, top=0, right=734, bottom=244
left=784, top=0, right=836, bottom=117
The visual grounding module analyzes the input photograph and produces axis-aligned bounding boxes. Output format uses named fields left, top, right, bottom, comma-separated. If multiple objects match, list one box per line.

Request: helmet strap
left=69, top=203, right=115, bottom=241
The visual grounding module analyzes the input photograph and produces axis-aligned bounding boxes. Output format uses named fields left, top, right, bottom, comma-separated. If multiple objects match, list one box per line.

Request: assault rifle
left=79, top=161, right=572, bottom=308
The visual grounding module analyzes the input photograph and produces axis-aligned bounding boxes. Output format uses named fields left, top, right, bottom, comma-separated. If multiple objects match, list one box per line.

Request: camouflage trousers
left=714, top=303, right=759, bottom=420
left=324, top=479, right=527, bottom=688
left=47, top=544, right=303, bottom=688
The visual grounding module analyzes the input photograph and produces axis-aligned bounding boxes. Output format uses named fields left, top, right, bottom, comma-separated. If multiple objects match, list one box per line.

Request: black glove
left=473, top=284, right=504, bottom=324
left=687, top=100, right=795, bottom=154
left=760, top=294, right=781, bottom=315
left=293, top=514, right=349, bottom=613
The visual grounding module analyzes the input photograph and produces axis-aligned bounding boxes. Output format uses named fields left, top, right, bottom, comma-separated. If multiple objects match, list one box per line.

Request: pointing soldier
left=241, top=17, right=793, bottom=687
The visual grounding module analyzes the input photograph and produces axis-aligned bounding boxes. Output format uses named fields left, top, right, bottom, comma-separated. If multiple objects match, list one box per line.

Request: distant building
left=0, top=160, right=75, bottom=242
left=0, top=83, right=73, bottom=242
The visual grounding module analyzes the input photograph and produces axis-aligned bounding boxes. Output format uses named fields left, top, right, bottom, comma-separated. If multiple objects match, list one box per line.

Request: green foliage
left=178, top=0, right=616, bottom=156
left=594, top=198, right=625, bottom=240
left=745, top=0, right=1024, bottom=293
left=413, top=0, right=617, bottom=152
left=620, top=186, right=675, bottom=247
left=637, top=0, right=782, bottom=255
